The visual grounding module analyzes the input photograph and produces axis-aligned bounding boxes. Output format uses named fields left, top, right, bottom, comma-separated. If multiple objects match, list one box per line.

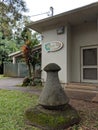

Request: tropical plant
left=21, top=28, right=40, bottom=78
left=21, top=28, right=41, bottom=86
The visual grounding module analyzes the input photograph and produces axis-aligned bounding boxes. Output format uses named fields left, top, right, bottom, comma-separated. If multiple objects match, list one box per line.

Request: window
left=83, top=48, right=97, bottom=66
left=81, top=46, right=98, bottom=83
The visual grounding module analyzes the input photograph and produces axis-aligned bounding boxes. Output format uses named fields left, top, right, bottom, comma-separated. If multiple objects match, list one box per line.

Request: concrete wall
left=71, top=21, right=98, bottom=82
left=41, top=27, right=68, bottom=83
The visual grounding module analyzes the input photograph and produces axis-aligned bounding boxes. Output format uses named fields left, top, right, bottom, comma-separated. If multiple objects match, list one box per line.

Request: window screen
left=83, top=48, right=97, bottom=66
left=83, top=68, right=97, bottom=80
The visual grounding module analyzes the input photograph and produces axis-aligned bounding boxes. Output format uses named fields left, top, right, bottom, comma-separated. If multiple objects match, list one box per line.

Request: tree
left=0, top=0, right=28, bottom=39
left=0, top=0, right=30, bottom=51
left=0, top=0, right=29, bottom=74
left=21, top=28, right=40, bottom=78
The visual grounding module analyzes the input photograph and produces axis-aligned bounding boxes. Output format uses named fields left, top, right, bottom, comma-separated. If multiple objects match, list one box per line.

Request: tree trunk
left=27, top=62, right=32, bottom=77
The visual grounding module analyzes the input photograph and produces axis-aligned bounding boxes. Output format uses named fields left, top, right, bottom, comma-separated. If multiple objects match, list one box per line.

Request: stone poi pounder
left=39, top=63, right=69, bottom=109
left=25, top=63, right=80, bottom=130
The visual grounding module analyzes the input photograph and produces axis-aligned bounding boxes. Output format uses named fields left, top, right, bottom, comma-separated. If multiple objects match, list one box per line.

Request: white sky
left=24, top=0, right=98, bottom=21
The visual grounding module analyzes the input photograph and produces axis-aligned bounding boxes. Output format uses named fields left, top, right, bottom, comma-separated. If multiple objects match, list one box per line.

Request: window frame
left=81, top=46, right=98, bottom=83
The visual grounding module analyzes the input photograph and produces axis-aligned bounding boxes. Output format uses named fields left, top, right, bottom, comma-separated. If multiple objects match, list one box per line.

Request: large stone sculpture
left=25, top=63, right=80, bottom=130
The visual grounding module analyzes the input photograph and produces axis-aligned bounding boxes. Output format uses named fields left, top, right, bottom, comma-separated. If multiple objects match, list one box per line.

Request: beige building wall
left=71, top=21, right=98, bottom=82
left=41, top=21, right=98, bottom=84
left=67, top=25, right=72, bottom=83
left=41, top=27, right=68, bottom=83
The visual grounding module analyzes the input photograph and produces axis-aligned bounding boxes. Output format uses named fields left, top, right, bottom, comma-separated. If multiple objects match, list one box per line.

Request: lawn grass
left=0, top=75, right=5, bottom=78
left=0, top=75, right=8, bottom=79
left=0, top=89, right=97, bottom=130
left=0, top=89, right=39, bottom=130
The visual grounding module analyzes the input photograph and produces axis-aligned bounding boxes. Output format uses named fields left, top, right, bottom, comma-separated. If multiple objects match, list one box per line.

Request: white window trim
left=81, top=46, right=98, bottom=83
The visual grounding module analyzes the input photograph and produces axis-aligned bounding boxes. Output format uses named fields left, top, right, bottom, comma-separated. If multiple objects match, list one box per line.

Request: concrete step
left=63, top=83, right=98, bottom=102
left=65, top=83, right=98, bottom=91
left=65, top=88, right=98, bottom=103
left=65, top=88, right=98, bottom=94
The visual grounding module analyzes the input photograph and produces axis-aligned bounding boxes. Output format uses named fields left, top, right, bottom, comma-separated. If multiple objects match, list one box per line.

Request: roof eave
left=27, top=2, right=98, bottom=33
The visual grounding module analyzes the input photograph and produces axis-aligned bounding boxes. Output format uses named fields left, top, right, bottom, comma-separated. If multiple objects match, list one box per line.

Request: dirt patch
left=67, top=99, right=98, bottom=130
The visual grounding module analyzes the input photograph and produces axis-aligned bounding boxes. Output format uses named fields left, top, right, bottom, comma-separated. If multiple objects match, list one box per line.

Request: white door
left=81, top=46, right=98, bottom=83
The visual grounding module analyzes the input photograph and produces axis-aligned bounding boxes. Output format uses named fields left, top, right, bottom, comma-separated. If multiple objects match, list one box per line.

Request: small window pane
left=83, top=48, right=97, bottom=66
left=83, top=68, right=97, bottom=80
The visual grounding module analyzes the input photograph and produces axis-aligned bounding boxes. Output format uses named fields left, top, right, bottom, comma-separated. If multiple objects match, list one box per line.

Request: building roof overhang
left=9, top=44, right=41, bottom=58
left=8, top=51, right=22, bottom=58
left=27, top=2, right=98, bottom=33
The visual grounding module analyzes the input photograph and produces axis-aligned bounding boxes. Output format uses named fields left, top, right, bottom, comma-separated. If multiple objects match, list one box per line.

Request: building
left=27, top=2, right=98, bottom=93
left=8, top=51, right=23, bottom=64
left=5, top=44, right=41, bottom=78
left=8, top=44, right=41, bottom=64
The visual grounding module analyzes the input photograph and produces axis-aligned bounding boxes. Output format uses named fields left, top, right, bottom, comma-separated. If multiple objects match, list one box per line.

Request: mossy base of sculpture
left=25, top=104, right=80, bottom=130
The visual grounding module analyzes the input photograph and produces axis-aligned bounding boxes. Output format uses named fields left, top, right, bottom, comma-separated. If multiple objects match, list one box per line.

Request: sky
left=24, top=0, right=98, bottom=21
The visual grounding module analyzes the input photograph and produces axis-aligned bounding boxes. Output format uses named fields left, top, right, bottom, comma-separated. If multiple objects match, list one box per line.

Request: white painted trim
left=81, top=45, right=98, bottom=83
left=13, top=57, right=16, bottom=64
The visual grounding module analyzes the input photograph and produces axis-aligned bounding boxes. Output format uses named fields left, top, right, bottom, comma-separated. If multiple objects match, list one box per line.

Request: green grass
left=0, top=89, right=97, bottom=130
left=0, top=75, right=4, bottom=78
left=0, top=75, right=9, bottom=79
left=0, top=89, right=40, bottom=130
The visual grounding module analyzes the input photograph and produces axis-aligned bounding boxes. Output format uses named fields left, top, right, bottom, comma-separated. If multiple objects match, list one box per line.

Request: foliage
left=0, top=0, right=30, bottom=58
left=0, top=37, right=21, bottom=54
left=0, top=74, right=9, bottom=79
left=0, top=49, right=9, bottom=63
left=0, top=74, right=4, bottom=78
left=0, top=0, right=31, bottom=54
left=0, top=0, right=30, bottom=73
left=21, top=27, right=40, bottom=78
left=0, top=49, right=9, bottom=74
left=22, top=77, right=42, bottom=86
left=0, top=37, right=21, bottom=73
left=0, top=0, right=28, bottom=39
left=22, top=77, right=32, bottom=86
